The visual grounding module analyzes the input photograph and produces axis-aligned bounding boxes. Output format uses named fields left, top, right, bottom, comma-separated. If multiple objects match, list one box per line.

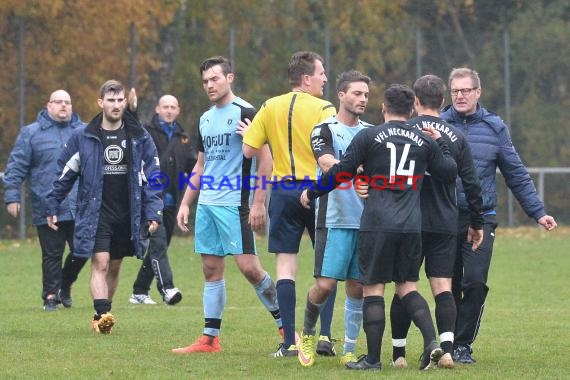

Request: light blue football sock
left=203, top=279, right=226, bottom=337
left=253, top=272, right=282, bottom=328
left=344, top=296, right=363, bottom=354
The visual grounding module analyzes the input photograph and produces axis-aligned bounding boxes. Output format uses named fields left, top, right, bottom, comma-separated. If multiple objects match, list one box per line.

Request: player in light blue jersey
left=296, top=70, right=372, bottom=367
left=172, top=56, right=281, bottom=354
left=313, top=117, right=371, bottom=228
left=197, top=95, right=255, bottom=205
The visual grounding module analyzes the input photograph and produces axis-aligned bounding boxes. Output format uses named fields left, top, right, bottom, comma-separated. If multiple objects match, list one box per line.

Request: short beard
left=104, top=110, right=123, bottom=123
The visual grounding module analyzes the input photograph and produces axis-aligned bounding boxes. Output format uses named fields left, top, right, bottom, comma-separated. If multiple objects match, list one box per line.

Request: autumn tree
left=0, top=0, right=180, bottom=165
left=0, top=0, right=180, bottom=237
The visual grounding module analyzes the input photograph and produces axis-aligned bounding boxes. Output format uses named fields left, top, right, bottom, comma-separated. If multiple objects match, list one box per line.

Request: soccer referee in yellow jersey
left=243, top=51, right=336, bottom=358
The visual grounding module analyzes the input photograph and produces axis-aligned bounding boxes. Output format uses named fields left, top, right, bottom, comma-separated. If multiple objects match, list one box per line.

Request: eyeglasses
left=450, top=88, right=478, bottom=97
left=49, top=99, right=72, bottom=105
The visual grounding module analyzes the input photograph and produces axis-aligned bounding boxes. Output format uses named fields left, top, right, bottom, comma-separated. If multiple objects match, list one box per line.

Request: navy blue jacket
left=144, top=114, right=196, bottom=208
left=441, top=104, right=545, bottom=221
left=3, top=109, right=83, bottom=226
left=45, top=110, right=163, bottom=258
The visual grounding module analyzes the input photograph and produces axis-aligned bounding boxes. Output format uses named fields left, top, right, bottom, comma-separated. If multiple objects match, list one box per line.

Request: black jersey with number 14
left=310, top=120, right=457, bottom=233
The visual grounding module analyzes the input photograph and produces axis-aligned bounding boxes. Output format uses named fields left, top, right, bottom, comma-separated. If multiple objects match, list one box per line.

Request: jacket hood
left=37, top=108, right=83, bottom=130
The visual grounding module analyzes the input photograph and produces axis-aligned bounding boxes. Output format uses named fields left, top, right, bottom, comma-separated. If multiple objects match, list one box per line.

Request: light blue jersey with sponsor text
left=197, top=97, right=256, bottom=206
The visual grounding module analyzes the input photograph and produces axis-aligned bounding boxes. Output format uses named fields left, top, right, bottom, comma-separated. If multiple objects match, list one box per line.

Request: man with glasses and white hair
left=441, top=67, right=557, bottom=364
left=4, top=90, right=88, bottom=311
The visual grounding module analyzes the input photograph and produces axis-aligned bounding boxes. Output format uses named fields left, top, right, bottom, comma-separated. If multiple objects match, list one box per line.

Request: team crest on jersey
left=104, top=145, right=123, bottom=164
left=227, top=119, right=233, bottom=126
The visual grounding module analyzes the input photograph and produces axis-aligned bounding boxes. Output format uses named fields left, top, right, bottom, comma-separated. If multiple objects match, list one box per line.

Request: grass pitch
left=0, top=227, right=569, bottom=379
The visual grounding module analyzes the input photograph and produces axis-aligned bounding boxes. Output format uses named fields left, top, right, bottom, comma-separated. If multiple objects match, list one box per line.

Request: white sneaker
left=129, top=294, right=157, bottom=305
left=163, top=288, right=182, bottom=305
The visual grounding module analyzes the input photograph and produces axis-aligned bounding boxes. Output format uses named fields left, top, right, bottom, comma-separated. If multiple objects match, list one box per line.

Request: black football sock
left=362, top=296, right=385, bottom=365
left=435, top=291, right=456, bottom=354
left=93, top=299, right=111, bottom=319
left=401, top=291, right=437, bottom=349
left=390, top=294, right=412, bottom=361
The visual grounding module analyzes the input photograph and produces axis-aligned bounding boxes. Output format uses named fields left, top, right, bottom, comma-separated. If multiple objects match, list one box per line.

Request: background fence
left=496, top=168, right=570, bottom=228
